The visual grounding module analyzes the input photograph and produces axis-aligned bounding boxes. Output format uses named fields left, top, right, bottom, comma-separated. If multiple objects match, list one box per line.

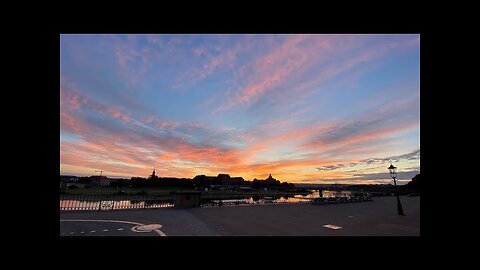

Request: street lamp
left=388, top=164, right=405, bottom=216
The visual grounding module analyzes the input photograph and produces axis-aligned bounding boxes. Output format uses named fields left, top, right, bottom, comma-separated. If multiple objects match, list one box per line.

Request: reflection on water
left=202, top=196, right=310, bottom=207
left=202, top=190, right=354, bottom=207
left=321, top=190, right=352, bottom=198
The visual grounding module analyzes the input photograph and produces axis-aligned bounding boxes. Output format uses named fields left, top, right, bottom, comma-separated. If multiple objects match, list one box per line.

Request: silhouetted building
left=173, top=191, right=201, bottom=208
left=218, top=174, right=230, bottom=184
left=60, top=175, right=79, bottom=183
left=149, top=168, right=158, bottom=179
left=230, top=177, right=245, bottom=184
left=90, top=175, right=110, bottom=187
left=193, top=174, right=245, bottom=187
left=265, top=174, right=280, bottom=184
left=193, top=175, right=218, bottom=186
left=252, top=174, right=282, bottom=188
left=65, top=183, right=85, bottom=189
left=217, top=174, right=245, bottom=185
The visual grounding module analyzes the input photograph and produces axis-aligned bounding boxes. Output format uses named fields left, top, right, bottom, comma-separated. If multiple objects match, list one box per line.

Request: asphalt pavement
left=60, top=195, right=420, bottom=236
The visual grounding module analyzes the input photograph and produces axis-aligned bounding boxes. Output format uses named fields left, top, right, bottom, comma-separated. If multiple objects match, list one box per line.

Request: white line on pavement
left=60, top=219, right=166, bottom=236
left=60, top=219, right=143, bottom=226
left=154, top=229, right=167, bottom=236
left=323, top=224, right=342, bottom=230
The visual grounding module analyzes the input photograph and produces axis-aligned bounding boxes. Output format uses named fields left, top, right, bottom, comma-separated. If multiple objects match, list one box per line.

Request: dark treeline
left=61, top=173, right=419, bottom=194
left=404, top=173, right=421, bottom=193
left=251, top=179, right=294, bottom=189
left=108, top=174, right=295, bottom=189
left=125, top=177, right=194, bottom=188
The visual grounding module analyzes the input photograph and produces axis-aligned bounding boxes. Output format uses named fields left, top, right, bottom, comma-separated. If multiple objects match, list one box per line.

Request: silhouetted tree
left=407, top=174, right=421, bottom=193
left=78, top=177, right=92, bottom=184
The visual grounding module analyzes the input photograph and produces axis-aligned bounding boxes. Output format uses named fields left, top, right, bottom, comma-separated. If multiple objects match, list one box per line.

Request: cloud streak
left=60, top=34, right=420, bottom=183
left=213, top=35, right=419, bottom=113
left=316, top=149, right=420, bottom=171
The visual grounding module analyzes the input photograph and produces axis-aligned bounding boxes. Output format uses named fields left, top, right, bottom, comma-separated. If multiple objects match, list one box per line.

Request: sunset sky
left=60, top=34, right=420, bottom=184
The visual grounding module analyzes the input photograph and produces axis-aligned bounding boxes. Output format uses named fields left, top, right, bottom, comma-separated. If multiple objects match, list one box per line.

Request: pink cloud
left=61, top=79, right=132, bottom=124
left=213, top=35, right=339, bottom=112
left=108, top=35, right=160, bottom=88
left=60, top=111, right=416, bottom=181
left=193, top=46, right=207, bottom=57
left=301, top=121, right=419, bottom=153
left=214, top=35, right=419, bottom=113
left=61, top=129, right=247, bottom=179
left=60, top=103, right=247, bottom=177
left=174, top=40, right=254, bottom=90
left=61, top=139, right=158, bottom=177
left=60, top=111, right=87, bottom=134
left=60, top=78, right=83, bottom=109
left=156, top=120, right=181, bottom=130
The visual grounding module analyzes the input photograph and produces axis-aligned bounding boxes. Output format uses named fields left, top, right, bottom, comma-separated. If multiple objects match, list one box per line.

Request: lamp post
left=388, top=164, right=405, bottom=216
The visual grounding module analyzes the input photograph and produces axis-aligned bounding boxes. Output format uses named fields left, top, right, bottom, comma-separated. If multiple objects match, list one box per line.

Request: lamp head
left=388, top=164, right=397, bottom=177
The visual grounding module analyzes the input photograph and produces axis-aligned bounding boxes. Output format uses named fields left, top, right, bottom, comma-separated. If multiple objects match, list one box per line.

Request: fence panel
left=60, top=193, right=175, bottom=212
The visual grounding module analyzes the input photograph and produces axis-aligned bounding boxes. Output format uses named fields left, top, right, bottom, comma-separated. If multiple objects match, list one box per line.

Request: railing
left=200, top=193, right=313, bottom=207
left=60, top=194, right=174, bottom=211
left=60, top=192, right=372, bottom=211
left=200, top=192, right=309, bottom=200
left=311, top=195, right=372, bottom=205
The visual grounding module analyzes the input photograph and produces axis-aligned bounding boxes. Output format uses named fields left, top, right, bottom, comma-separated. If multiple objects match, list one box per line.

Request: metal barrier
left=60, top=194, right=174, bottom=211
left=199, top=193, right=311, bottom=207
left=312, top=196, right=372, bottom=205
left=60, top=192, right=367, bottom=211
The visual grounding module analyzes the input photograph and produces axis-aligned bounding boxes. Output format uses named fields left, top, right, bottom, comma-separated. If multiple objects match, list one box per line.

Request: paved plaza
left=60, top=196, right=420, bottom=236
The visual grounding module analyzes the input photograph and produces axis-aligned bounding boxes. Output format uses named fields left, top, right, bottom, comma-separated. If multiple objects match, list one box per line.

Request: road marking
left=80, top=231, right=85, bottom=234
left=131, top=224, right=162, bottom=232
left=103, top=229, right=109, bottom=232
left=90, top=230, right=96, bottom=233
left=61, top=219, right=143, bottom=226
left=323, top=224, right=342, bottom=230
left=348, top=216, right=354, bottom=218
left=60, top=219, right=166, bottom=236
left=130, top=224, right=166, bottom=236
left=69, top=232, right=74, bottom=234
left=154, top=229, right=166, bottom=236
left=117, top=228, right=124, bottom=231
